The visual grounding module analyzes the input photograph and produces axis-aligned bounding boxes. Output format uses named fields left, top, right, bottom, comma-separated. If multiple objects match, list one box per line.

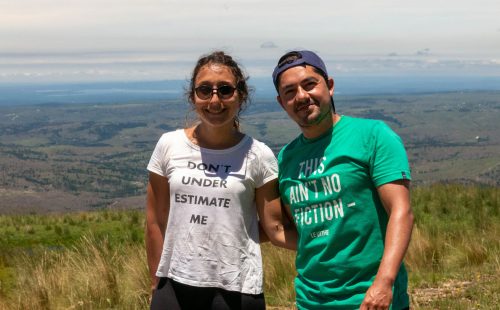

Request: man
left=272, top=50, right=414, bottom=310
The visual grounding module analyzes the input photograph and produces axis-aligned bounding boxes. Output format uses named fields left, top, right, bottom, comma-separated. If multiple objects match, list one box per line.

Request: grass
left=0, top=184, right=498, bottom=309
left=0, top=211, right=149, bottom=310
left=406, top=184, right=499, bottom=309
left=0, top=210, right=143, bottom=249
left=2, top=236, right=150, bottom=310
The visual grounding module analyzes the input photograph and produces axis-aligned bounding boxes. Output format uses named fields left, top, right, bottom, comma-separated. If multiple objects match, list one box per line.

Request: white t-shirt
left=147, top=129, right=278, bottom=294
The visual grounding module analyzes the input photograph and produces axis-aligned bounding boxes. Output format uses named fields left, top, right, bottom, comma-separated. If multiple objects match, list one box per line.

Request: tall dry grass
left=0, top=184, right=498, bottom=309
left=406, top=184, right=499, bottom=308
left=0, top=235, right=296, bottom=309
left=406, top=184, right=499, bottom=273
left=1, top=235, right=150, bottom=310
left=261, top=244, right=296, bottom=307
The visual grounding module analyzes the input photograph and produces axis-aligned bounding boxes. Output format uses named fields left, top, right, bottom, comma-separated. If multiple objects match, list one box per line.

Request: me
left=273, top=50, right=414, bottom=310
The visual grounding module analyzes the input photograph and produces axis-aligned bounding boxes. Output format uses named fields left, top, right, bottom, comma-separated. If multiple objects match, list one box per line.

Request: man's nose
left=295, top=86, right=310, bottom=101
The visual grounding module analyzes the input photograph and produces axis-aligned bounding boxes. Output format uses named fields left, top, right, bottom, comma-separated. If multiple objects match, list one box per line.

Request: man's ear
left=328, top=78, right=334, bottom=96
left=276, top=95, right=285, bottom=109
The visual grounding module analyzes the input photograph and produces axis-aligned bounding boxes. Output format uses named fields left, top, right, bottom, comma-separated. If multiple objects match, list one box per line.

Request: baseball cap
left=272, top=50, right=329, bottom=90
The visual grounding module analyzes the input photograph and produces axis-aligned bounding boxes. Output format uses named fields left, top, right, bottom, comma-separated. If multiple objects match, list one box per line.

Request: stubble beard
left=297, top=100, right=332, bottom=129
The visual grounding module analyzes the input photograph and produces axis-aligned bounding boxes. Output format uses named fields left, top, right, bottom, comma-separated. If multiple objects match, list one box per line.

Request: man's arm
left=256, top=179, right=297, bottom=250
left=360, top=179, right=414, bottom=310
left=145, top=172, right=170, bottom=290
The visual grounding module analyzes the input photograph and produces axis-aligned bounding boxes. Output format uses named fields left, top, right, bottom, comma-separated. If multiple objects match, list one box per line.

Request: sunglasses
left=194, top=84, right=236, bottom=100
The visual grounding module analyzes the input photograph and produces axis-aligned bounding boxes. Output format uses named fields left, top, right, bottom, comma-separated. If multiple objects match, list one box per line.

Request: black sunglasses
left=194, top=85, right=236, bottom=100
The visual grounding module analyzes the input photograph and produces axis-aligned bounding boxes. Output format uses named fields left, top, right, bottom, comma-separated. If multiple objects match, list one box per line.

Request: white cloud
left=260, top=42, right=278, bottom=49
left=416, top=48, right=431, bottom=56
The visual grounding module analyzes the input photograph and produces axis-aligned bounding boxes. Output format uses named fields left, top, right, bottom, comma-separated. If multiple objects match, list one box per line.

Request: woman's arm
left=256, top=179, right=297, bottom=250
left=145, top=172, right=170, bottom=290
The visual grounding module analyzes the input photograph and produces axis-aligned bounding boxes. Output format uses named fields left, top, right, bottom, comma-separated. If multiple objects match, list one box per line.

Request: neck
left=301, top=113, right=340, bottom=139
left=188, top=122, right=243, bottom=149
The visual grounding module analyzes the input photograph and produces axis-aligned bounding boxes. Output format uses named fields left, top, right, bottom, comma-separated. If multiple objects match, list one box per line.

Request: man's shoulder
left=277, top=135, right=303, bottom=161
left=280, top=134, right=303, bottom=151
left=341, top=115, right=385, bottom=128
left=339, top=116, right=393, bottom=139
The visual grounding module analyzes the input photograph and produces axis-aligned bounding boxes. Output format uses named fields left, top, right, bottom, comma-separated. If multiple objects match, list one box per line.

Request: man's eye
left=303, top=82, right=317, bottom=91
left=284, top=89, right=297, bottom=97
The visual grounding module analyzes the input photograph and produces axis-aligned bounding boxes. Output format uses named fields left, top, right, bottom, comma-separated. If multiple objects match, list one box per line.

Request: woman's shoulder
left=246, top=135, right=275, bottom=156
left=156, top=128, right=185, bottom=143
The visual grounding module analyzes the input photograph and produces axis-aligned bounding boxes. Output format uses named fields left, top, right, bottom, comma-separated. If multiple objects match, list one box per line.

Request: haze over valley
left=1, top=87, right=498, bottom=214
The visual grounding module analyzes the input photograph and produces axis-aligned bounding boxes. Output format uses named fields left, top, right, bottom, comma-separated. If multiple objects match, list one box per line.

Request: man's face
left=276, top=65, right=334, bottom=129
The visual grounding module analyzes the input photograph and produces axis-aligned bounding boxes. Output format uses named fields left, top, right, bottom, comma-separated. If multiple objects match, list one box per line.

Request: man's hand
left=360, top=278, right=393, bottom=310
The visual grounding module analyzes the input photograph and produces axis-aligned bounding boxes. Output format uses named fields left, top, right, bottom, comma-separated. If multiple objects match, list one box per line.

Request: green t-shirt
left=278, top=116, right=411, bottom=310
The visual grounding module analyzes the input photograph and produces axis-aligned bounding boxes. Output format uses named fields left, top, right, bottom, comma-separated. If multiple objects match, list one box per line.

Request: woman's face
left=193, top=64, right=241, bottom=129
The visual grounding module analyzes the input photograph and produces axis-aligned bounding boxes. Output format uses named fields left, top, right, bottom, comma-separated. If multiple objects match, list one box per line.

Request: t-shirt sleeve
left=147, top=133, right=170, bottom=177
left=369, top=122, right=411, bottom=187
left=254, top=142, right=278, bottom=188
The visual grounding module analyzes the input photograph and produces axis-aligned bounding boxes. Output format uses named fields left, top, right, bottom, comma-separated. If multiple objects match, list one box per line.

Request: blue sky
left=1, top=0, right=499, bottom=83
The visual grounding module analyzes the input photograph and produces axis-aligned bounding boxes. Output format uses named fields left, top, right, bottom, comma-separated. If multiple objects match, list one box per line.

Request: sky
left=1, top=0, right=500, bottom=83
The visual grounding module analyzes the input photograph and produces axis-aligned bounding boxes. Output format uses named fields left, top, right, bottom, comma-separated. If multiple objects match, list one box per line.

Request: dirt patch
left=411, top=279, right=473, bottom=306
left=410, top=273, right=499, bottom=308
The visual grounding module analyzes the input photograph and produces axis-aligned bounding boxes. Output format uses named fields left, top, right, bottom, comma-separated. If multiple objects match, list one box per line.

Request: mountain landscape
left=0, top=87, right=498, bottom=309
left=0, top=89, right=498, bottom=214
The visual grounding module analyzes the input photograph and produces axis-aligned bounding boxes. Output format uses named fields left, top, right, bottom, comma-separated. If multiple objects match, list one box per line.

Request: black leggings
left=150, top=277, right=266, bottom=310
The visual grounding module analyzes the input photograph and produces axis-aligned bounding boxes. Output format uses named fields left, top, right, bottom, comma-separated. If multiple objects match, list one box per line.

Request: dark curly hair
left=187, top=51, right=251, bottom=129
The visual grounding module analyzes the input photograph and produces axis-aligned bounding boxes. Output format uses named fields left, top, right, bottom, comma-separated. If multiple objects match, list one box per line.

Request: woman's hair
left=186, top=51, right=251, bottom=129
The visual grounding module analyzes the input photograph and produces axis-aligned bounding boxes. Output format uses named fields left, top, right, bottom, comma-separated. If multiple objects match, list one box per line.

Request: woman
left=146, top=51, right=296, bottom=309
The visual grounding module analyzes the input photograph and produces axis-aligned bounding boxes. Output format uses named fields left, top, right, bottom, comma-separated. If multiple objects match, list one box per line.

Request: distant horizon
left=1, top=75, right=500, bottom=106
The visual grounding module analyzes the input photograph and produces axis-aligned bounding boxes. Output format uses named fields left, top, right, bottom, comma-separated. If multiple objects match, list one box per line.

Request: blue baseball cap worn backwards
left=272, top=50, right=329, bottom=91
